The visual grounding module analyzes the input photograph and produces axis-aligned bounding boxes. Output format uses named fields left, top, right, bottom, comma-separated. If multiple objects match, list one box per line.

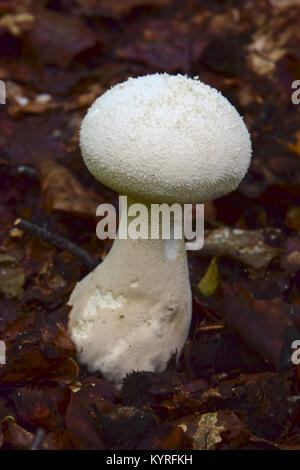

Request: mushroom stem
left=68, top=197, right=192, bottom=386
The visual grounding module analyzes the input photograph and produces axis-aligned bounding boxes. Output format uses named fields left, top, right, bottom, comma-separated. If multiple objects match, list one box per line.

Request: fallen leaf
left=76, top=376, right=119, bottom=414
left=194, top=227, right=282, bottom=270
left=285, top=206, right=300, bottom=232
left=210, top=371, right=295, bottom=441
left=0, top=12, right=34, bottom=36
left=246, top=5, right=300, bottom=76
left=0, top=254, right=25, bottom=299
left=198, top=257, right=219, bottom=297
left=6, top=81, right=55, bottom=118
left=117, top=18, right=206, bottom=73
left=138, top=422, right=191, bottom=450
left=175, top=411, right=250, bottom=450
left=0, top=297, right=22, bottom=332
left=0, top=350, right=79, bottom=384
left=37, top=160, right=98, bottom=218
left=12, top=386, right=70, bottom=430
left=288, top=130, right=300, bottom=157
left=65, top=393, right=105, bottom=449
left=76, top=0, right=171, bottom=18
left=27, top=9, right=96, bottom=69
left=281, top=237, right=300, bottom=273
left=270, top=0, right=300, bottom=8
left=219, top=285, right=300, bottom=369
left=3, top=421, right=33, bottom=449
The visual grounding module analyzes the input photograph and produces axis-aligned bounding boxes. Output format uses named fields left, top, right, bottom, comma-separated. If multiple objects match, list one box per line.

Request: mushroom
left=68, top=73, right=252, bottom=386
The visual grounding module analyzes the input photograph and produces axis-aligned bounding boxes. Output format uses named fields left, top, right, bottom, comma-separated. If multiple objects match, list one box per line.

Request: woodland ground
left=0, top=0, right=300, bottom=450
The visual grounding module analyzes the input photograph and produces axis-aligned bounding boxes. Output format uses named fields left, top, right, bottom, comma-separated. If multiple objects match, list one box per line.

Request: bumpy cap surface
left=80, top=73, right=252, bottom=204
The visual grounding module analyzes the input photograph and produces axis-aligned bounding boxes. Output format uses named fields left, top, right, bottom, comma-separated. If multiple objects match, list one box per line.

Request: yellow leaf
left=198, top=257, right=219, bottom=297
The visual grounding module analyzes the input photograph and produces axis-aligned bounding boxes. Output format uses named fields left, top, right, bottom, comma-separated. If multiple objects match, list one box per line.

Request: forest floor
left=0, top=0, right=300, bottom=450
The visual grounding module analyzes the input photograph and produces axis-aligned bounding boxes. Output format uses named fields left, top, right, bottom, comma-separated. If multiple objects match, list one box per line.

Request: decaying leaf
left=37, top=160, right=98, bottom=218
left=0, top=12, right=34, bottom=36
left=0, top=254, right=25, bottom=299
left=139, top=422, right=191, bottom=450
left=194, top=227, right=282, bottom=270
left=176, top=410, right=250, bottom=450
left=6, top=81, right=55, bottom=118
left=288, top=130, right=300, bottom=158
left=281, top=237, right=300, bottom=273
left=246, top=4, right=300, bottom=76
left=11, top=386, right=70, bottom=430
left=0, top=297, right=23, bottom=332
left=0, top=351, right=79, bottom=384
left=27, top=8, right=97, bottom=68
left=117, top=34, right=206, bottom=73
left=65, top=393, right=105, bottom=450
left=0, top=0, right=300, bottom=452
left=3, top=421, right=34, bottom=449
left=285, top=206, right=300, bottom=232
left=76, top=0, right=171, bottom=18
left=219, top=285, right=300, bottom=369
left=198, top=257, right=219, bottom=297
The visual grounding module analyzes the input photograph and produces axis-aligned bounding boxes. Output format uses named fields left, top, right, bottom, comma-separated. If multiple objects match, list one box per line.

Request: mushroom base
left=68, top=203, right=192, bottom=387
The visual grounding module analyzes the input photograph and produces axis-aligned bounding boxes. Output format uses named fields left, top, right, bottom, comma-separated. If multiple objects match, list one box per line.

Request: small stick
left=29, top=428, right=46, bottom=450
left=198, top=324, right=225, bottom=333
left=15, top=218, right=98, bottom=270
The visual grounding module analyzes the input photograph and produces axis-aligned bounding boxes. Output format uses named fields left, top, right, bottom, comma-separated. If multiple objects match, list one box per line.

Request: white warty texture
left=80, top=73, right=252, bottom=204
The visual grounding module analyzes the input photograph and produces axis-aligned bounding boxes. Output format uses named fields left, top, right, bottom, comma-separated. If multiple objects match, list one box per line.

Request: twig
left=198, top=324, right=225, bottom=333
left=15, top=218, right=98, bottom=270
left=29, top=428, right=46, bottom=450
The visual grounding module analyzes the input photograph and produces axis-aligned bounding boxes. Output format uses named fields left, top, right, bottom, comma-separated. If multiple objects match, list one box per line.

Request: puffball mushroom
left=68, top=73, right=252, bottom=386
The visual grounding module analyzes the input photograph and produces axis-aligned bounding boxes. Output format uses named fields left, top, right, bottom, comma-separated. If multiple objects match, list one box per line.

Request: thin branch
left=198, top=324, right=225, bottom=333
left=29, top=428, right=46, bottom=450
left=15, top=218, right=98, bottom=270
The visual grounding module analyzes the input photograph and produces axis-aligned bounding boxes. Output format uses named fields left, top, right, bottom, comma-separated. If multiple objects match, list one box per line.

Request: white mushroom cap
left=80, top=73, right=252, bottom=204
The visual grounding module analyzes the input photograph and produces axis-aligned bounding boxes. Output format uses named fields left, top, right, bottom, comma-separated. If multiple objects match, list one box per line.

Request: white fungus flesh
left=68, top=74, right=252, bottom=387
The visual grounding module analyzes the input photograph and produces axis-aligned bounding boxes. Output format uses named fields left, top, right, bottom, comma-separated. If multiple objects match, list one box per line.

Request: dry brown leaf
left=193, top=227, right=282, bottom=270
left=65, top=393, right=105, bottom=449
left=246, top=6, right=300, bottom=76
left=285, top=206, right=300, bottom=232
left=288, top=130, right=300, bottom=157
left=270, top=0, right=300, bottom=7
left=76, top=0, right=170, bottom=18
left=6, top=81, right=55, bottom=118
left=281, top=237, right=300, bottom=273
left=0, top=12, right=34, bottom=36
left=220, top=286, right=300, bottom=369
left=27, top=9, right=96, bottom=69
left=0, top=254, right=25, bottom=299
left=176, top=411, right=249, bottom=450
left=4, top=422, right=33, bottom=449
left=37, top=160, right=98, bottom=218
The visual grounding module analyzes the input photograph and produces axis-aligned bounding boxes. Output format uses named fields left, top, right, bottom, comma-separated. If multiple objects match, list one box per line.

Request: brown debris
left=193, top=227, right=282, bottom=270
left=37, top=160, right=99, bottom=218
left=0, top=0, right=300, bottom=451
